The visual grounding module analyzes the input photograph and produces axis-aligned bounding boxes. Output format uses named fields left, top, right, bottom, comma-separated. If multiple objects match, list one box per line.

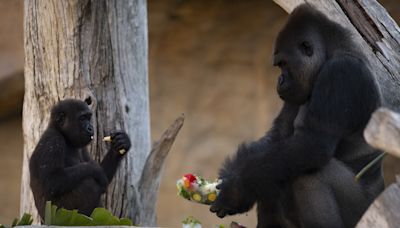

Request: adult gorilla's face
left=273, top=25, right=326, bottom=105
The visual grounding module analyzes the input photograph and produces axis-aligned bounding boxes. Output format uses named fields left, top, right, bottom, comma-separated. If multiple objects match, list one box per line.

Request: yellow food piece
left=207, top=193, right=217, bottom=202
left=103, top=136, right=112, bottom=142
left=192, top=193, right=202, bottom=202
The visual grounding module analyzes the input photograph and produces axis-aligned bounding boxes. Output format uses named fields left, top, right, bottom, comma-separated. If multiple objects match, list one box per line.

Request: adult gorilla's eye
left=79, top=115, right=86, bottom=122
left=299, top=41, right=313, bottom=56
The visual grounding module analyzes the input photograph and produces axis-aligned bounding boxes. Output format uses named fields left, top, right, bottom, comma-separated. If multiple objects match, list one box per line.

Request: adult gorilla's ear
left=300, top=41, right=313, bottom=56
left=55, top=112, right=65, bottom=127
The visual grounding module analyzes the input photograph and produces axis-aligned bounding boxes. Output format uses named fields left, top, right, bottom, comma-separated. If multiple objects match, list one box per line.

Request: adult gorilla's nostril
left=279, top=75, right=285, bottom=85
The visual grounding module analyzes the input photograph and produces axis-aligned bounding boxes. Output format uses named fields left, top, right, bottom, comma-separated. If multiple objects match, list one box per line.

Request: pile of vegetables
left=177, top=174, right=220, bottom=205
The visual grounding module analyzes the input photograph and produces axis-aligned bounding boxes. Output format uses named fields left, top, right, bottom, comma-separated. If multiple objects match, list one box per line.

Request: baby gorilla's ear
left=84, top=97, right=92, bottom=105
left=55, top=112, right=65, bottom=127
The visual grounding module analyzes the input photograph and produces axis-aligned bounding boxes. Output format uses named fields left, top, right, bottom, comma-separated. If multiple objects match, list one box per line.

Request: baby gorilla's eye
left=299, top=41, right=313, bottom=56
left=79, top=114, right=91, bottom=122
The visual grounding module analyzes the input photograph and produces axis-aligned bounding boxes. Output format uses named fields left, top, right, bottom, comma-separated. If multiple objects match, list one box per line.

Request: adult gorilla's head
left=50, top=99, right=94, bottom=148
left=272, top=4, right=352, bottom=105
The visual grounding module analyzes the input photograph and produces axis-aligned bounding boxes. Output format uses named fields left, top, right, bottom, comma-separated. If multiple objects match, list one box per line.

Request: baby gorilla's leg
left=52, top=179, right=103, bottom=215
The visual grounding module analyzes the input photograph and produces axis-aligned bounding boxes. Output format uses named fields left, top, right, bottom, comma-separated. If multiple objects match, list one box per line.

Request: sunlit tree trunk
left=20, top=0, right=170, bottom=226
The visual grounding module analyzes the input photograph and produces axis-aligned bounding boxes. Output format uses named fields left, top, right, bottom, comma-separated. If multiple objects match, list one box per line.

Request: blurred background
left=0, top=0, right=399, bottom=227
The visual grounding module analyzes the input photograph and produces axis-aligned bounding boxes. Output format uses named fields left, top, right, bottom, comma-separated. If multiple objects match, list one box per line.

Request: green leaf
left=72, top=214, right=93, bottom=226
left=0, top=224, right=7, bottom=228
left=34, top=202, right=132, bottom=226
left=118, top=218, right=133, bottom=226
left=53, top=208, right=73, bottom=226
left=179, top=188, right=191, bottom=200
left=44, top=201, right=52, bottom=225
left=16, top=213, right=33, bottom=226
left=90, top=208, right=115, bottom=225
left=69, top=210, right=93, bottom=226
left=11, top=219, right=18, bottom=227
left=51, top=205, right=57, bottom=225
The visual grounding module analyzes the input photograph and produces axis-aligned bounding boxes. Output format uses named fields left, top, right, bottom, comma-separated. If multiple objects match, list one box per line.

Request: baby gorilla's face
left=55, top=100, right=95, bottom=148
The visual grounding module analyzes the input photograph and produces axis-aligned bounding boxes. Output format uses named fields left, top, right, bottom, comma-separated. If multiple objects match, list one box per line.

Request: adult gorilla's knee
left=293, top=173, right=345, bottom=228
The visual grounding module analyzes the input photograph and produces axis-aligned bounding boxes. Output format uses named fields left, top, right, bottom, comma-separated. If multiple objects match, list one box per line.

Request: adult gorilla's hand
left=210, top=178, right=256, bottom=218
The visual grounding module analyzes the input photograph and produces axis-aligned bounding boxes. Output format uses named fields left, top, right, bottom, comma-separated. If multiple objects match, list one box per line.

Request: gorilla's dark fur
left=210, top=4, right=384, bottom=228
left=29, top=99, right=131, bottom=219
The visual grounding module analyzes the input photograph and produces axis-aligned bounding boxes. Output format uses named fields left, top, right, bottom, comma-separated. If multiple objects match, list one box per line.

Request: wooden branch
left=356, top=180, right=400, bottom=228
left=138, top=115, right=185, bottom=225
left=364, top=108, right=400, bottom=158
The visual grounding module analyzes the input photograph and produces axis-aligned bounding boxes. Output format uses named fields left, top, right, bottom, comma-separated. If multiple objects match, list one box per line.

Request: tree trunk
left=21, top=0, right=175, bottom=226
left=273, top=0, right=400, bottom=111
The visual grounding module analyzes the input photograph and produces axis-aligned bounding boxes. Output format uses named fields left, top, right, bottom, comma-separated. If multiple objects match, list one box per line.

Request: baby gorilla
left=29, top=99, right=131, bottom=219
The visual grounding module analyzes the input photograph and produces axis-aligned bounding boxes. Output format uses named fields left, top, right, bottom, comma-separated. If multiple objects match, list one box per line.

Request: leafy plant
left=44, top=201, right=133, bottom=226
left=0, top=213, right=33, bottom=228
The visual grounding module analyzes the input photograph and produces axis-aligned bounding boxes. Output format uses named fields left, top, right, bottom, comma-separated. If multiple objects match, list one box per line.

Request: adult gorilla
left=210, top=4, right=384, bottom=228
left=29, top=99, right=131, bottom=219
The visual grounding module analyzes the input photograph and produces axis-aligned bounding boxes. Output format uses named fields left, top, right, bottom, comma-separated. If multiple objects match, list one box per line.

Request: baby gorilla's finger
left=110, top=130, right=125, bottom=139
left=112, top=133, right=127, bottom=142
left=112, top=138, right=129, bottom=149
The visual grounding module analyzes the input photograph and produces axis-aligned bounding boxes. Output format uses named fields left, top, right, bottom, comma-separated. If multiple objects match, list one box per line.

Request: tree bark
left=364, top=108, right=400, bottom=158
left=273, top=0, right=400, bottom=111
left=21, top=0, right=176, bottom=226
left=356, top=179, right=400, bottom=228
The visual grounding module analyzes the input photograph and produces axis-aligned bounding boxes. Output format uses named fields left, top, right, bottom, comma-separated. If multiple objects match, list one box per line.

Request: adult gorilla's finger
left=210, top=204, right=220, bottom=213
left=217, top=209, right=227, bottom=218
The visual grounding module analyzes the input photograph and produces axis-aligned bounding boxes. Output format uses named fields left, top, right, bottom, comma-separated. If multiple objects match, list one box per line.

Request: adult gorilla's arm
left=211, top=56, right=379, bottom=217
left=259, top=102, right=299, bottom=142
left=245, top=56, right=378, bottom=183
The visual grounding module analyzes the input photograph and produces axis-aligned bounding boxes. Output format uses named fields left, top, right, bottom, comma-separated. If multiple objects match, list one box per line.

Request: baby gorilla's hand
left=109, top=130, right=131, bottom=156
